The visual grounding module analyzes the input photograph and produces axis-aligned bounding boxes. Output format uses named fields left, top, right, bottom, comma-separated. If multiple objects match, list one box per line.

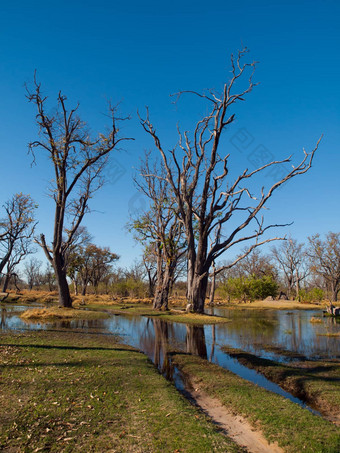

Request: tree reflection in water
left=185, top=325, right=207, bottom=359
left=2, top=306, right=339, bottom=363
left=1, top=306, right=6, bottom=328
left=138, top=319, right=210, bottom=378
left=139, top=318, right=175, bottom=379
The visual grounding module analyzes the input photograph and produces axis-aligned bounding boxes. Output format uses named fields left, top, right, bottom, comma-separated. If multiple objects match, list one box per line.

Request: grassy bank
left=3, top=293, right=230, bottom=324
left=2, top=290, right=60, bottom=304
left=20, top=307, right=110, bottom=321
left=172, top=353, right=340, bottom=453
left=0, top=330, right=241, bottom=453
left=221, top=346, right=340, bottom=422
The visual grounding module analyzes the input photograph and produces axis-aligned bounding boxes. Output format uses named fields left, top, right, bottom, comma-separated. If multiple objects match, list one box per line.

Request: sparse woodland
left=1, top=50, right=338, bottom=307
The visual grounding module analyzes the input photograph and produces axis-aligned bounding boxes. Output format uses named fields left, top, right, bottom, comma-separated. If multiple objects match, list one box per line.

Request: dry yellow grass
left=5, top=289, right=327, bottom=312
left=20, top=307, right=109, bottom=320
left=310, top=316, right=323, bottom=323
left=21, top=308, right=73, bottom=319
left=227, top=299, right=324, bottom=310
left=317, top=332, right=340, bottom=337
left=6, top=289, right=59, bottom=304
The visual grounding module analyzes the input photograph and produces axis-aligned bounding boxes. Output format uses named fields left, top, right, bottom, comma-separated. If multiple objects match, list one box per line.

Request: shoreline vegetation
left=3, top=289, right=326, bottom=315
left=6, top=289, right=326, bottom=325
left=1, top=330, right=339, bottom=453
left=172, top=353, right=340, bottom=453
left=19, top=305, right=231, bottom=325
left=1, top=293, right=340, bottom=451
left=20, top=307, right=111, bottom=321
left=221, top=346, right=340, bottom=425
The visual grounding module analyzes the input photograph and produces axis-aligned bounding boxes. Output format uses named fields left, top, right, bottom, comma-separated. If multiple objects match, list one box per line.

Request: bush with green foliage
left=218, top=275, right=278, bottom=302
left=298, top=287, right=324, bottom=303
left=110, top=278, right=147, bottom=298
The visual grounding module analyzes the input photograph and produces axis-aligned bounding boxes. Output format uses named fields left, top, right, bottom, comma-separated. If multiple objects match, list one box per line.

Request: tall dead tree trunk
left=209, top=261, right=216, bottom=306
left=158, top=260, right=177, bottom=310
left=141, top=48, right=321, bottom=313
left=331, top=282, right=338, bottom=302
left=153, top=241, right=164, bottom=309
left=2, top=273, right=11, bottom=293
left=54, top=255, right=72, bottom=307
left=295, top=270, right=300, bottom=300
left=73, top=278, right=79, bottom=296
left=27, top=78, right=131, bottom=307
left=132, top=154, right=186, bottom=311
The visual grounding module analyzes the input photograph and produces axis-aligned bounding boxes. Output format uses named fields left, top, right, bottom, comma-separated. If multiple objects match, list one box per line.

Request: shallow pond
left=1, top=303, right=339, bottom=417
left=207, top=306, right=340, bottom=361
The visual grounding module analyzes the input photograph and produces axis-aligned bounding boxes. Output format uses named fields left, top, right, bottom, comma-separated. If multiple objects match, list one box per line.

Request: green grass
left=221, top=346, right=340, bottom=420
left=0, top=330, right=241, bottom=453
left=172, top=353, right=340, bottom=453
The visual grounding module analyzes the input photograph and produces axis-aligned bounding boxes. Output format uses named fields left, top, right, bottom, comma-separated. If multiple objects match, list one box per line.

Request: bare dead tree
left=307, top=232, right=340, bottom=302
left=27, top=78, right=132, bottom=307
left=231, top=248, right=278, bottom=285
left=0, top=193, right=37, bottom=275
left=23, top=257, right=42, bottom=290
left=42, top=264, right=56, bottom=292
left=131, top=155, right=186, bottom=310
left=142, top=244, right=159, bottom=298
left=1, top=233, right=36, bottom=292
left=271, top=237, right=308, bottom=299
left=140, top=48, right=322, bottom=313
left=208, top=260, right=216, bottom=306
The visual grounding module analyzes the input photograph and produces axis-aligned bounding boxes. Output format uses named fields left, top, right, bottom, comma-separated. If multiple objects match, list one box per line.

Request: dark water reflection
left=206, top=307, right=340, bottom=361
left=1, top=304, right=339, bottom=416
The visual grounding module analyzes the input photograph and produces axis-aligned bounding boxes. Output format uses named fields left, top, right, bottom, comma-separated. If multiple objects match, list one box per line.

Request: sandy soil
left=186, top=383, right=284, bottom=453
left=226, top=300, right=322, bottom=310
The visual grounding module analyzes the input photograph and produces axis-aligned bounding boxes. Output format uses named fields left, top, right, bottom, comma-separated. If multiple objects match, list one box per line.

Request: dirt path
left=185, top=384, right=284, bottom=453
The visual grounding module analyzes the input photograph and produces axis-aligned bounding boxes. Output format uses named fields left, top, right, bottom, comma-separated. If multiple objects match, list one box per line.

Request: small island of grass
left=20, top=307, right=110, bottom=321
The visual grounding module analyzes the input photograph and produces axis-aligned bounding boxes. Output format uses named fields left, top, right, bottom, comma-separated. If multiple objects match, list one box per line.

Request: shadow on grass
left=0, top=342, right=138, bottom=353
left=1, top=326, right=122, bottom=337
left=0, top=357, right=148, bottom=370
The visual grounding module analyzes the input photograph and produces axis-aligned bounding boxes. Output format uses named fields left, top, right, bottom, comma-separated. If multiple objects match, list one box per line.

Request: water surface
left=3, top=303, right=338, bottom=416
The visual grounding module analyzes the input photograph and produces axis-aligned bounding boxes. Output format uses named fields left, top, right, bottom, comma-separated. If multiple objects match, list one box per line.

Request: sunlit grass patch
left=84, top=303, right=231, bottom=325
left=221, top=346, right=340, bottom=424
left=4, top=290, right=59, bottom=304
left=230, top=299, right=324, bottom=310
left=173, top=353, right=340, bottom=453
left=158, top=311, right=231, bottom=325
left=0, top=330, right=240, bottom=452
left=20, top=307, right=109, bottom=321
left=310, top=316, right=323, bottom=323
left=317, top=332, right=340, bottom=337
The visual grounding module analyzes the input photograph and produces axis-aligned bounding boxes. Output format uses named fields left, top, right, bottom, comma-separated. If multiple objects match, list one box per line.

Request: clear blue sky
left=0, top=0, right=339, bottom=269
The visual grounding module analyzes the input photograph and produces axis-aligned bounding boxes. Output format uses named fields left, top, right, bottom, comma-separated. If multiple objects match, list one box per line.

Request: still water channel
left=1, top=304, right=339, bottom=416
